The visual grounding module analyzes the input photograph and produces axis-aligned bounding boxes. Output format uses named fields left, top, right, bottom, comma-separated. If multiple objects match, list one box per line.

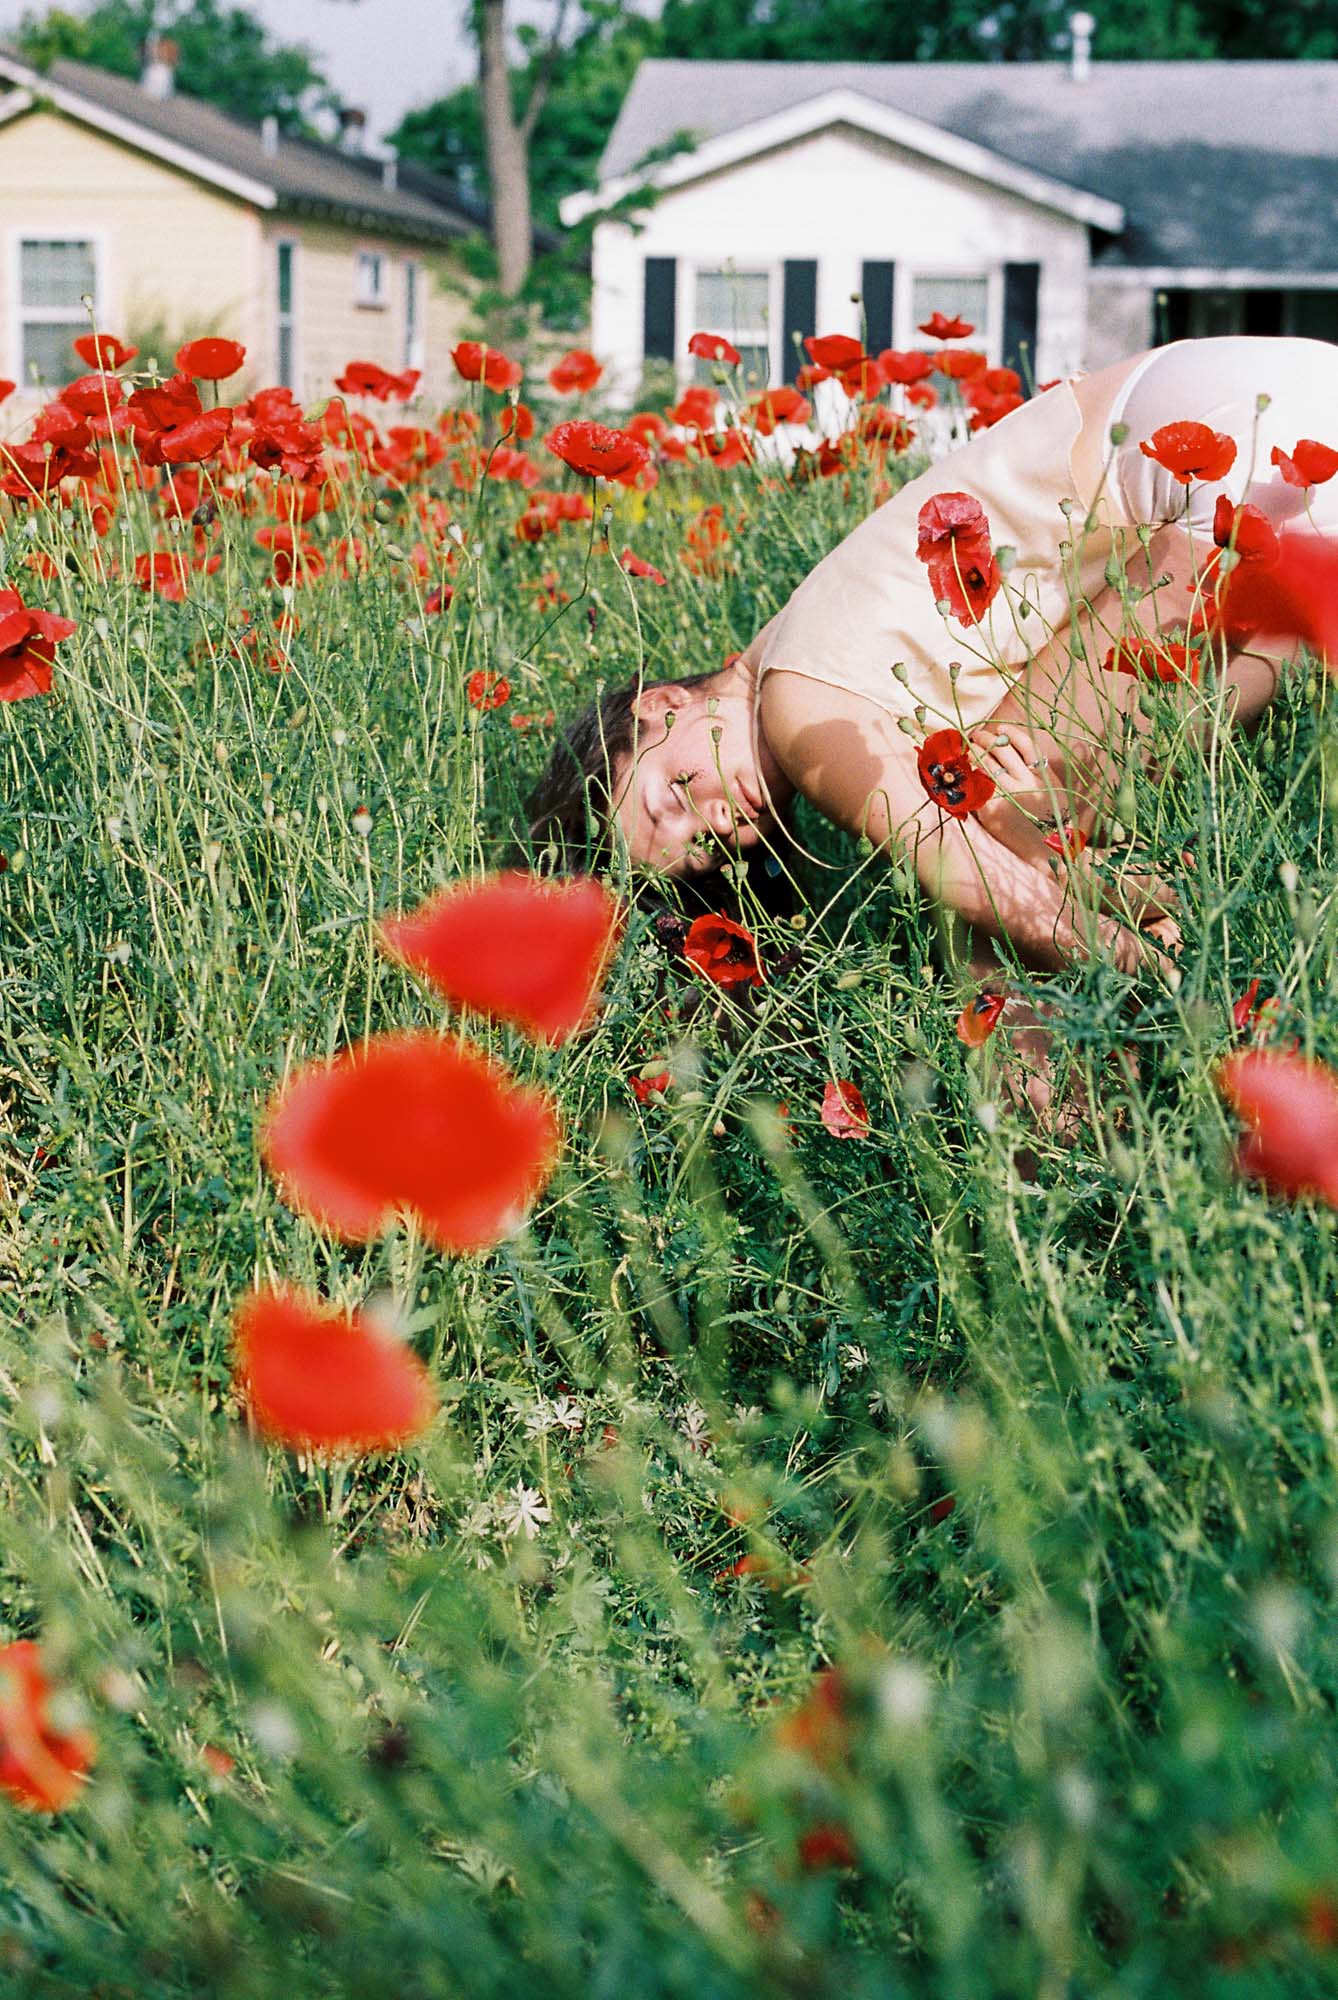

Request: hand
left=967, top=724, right=1053, bottom=845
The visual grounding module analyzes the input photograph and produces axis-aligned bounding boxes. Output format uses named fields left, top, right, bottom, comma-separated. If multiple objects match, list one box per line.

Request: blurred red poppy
left=1138, top=421, right=1237, bottom=486
left=1270, top=438, right=1338, bottom=489
left=0, top=1642, right=94, bottom=1813
left=956, top=989, right=1006, bottom=1046
left=500, top=401, right=535, bottom=441
left=915, top=491, right=1001, bottom=625
left=626, top=409, right=669, bottom=446
left=466, top=669, right=510, bottom=709
left=619, top=546, right=667, bottom=584
left=775, top=1667, right=852, bottom=1767
left=1103, top=636, right=1199, bottom=684
left=917, top=727, right=996, bottom=819
left=670, top=385, right=717, bottom=431
left=0, top=588, right=76, bottom=702
left=1217, top=1048, right=1338, bottom=1207
left=176, top=337, right=245, bottom=381
left=547, top=349, right=602, bottom=394
left=1043, top=824, right=1090, bottom=858
left=1212, top=528, right=1338, bottom=667
left=919, top=311, right=974, bottom=340
left=233, top=1284, right=436, bottom=1454
left=683, top=912, right=763, bottom=988
left=451, top=342, right=522, bottom=393
left=1231, top=976, right=1283, bottom=1042
left=805, top=333, right=863, bottom=371
left=797, top=1822, right=858, bottom=1872
left=1212, top=495, right=1279, bottom=568
left=936, top=348, right=988, bottom=381
left=261, top=1030, right=560, bottom=1253
left=334, top=359, right=420, bottom=402
left=0, top=380, right=13, bottom=404
left=546, top=420, right=649, bottom=481
left=688, top=331, right=741, bottom=367
left=629, top=1070, right=670, bottom=1102
left=879, top=348, right=935, bottom=386
left=821, top=1078, right=869, bottom=1139
left=379, top=872, right=621, bottom=1045
left=743, top=387, right=811, bottom=435
left=73, top=332, right=137, bottom=370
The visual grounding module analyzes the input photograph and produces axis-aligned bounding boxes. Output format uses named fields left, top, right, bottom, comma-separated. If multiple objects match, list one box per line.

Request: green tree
left=16, top=0, right=338, bottom=132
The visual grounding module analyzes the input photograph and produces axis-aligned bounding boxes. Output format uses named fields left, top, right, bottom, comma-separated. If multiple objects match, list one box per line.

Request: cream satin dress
left=750, top=336, right=1338, bottom=733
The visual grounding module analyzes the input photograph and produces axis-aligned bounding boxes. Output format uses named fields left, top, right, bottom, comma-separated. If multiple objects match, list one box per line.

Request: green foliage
left=16, top=0, right=338, bottom=132
left=1, top=368, right=1338, bottom=1995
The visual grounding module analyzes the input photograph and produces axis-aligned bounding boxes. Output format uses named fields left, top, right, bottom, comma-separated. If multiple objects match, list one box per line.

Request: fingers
left=969, top=725, right=1044, bottom=798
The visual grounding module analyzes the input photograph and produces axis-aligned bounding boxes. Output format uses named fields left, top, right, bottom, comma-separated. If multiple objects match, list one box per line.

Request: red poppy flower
left=0, top=380, right=13, bottom=404
left=626, top=409, right=669, bottom=446
left=1212, top=495, right=1279, bottom=568
left=837, top=356, right=886, bottom=399
left=1043, top=824, right=1090, bottom=859
left=915, top=491, right=1001, bottom=626
left=378, top=872, right=621, bottom=1046
left=1217, top=1048, right=1338, bottom=1207
left=546, top=420, right=649, bottom=482
left=334, top=359, right=419, bottom=402
left=629, top=1070, right=670, bottom=1102
left=797, top=1822, right=857, bottom=1872
left=683, top=912, right=763, bottom=988
left=743, top=387, right=811, bottom=435
left=670, top=385, right=717, bottom=431
left=1230, top=976, right=1283, bottom=1042
left=500, top=401, right=535, bottom=441
left=688, top=331, right=741, bottom=367
left=1139, top=421, right=1237, bottom=486
left=1271, top=438, right=1338, bottom=489
left=1212, top=527, right=1338, bottom=666
left=918, top=312, right=974, bottom=340
left=73, top=332, right=137, bottom=370
left=0, top=1642, right=94, bottom=1813
left=936, top=348, right=988, bottom=381
left=879, top=348, right=935, bottom=386
left=956, top=989, right=1007, bottom=1046
left=61, top=372, right=124, bottom=419
left=821, top=1078, right=869, bottom=1139
left=0, top=588, right=76, bottom=702
left=451, top=342, right=522, bottom=393
left=775, top=1667, right=853, bottom=1767
left=128, top=374, right=233, bottom=466
left=916, top=727, right=996, bottom=819
left=1103, top=636, right=1199, bottom=685
left=176, top=337, right=246, bottom=381
left=232, top=1284, right=436, bottom=1455
left=619, top=546, right=667, bottom=584
left=547, top=348, right=602, bottom=394
left=860, top=406, right=915, bottom=452
left=794, top=363, right=832, bottom=392
left=805, top=333, right=864, bottom=371
left=466, top=669, right=510, bottom=710
left=261, top=1030, right=560, bottom=1253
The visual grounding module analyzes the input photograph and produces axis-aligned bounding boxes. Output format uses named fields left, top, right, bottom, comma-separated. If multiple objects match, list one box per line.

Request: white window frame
left=897, top=266, right=1003, bottom=365
left=275, top=236, right=299, bottom=392
left=402, top=257, right=424, bottom=372
left=355, top=246, right=389, bottom=310
left=679, top=259, right=781, bottom=387
left=9, top=226, right=106, bottom=387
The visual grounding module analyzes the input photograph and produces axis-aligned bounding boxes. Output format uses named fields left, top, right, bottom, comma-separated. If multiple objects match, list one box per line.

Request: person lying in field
left=527, top=335, right=1338, bottom=993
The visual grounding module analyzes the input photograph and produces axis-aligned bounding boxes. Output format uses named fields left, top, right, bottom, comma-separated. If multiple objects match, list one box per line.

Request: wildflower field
left=4, top=320, right=1338, bottom=1999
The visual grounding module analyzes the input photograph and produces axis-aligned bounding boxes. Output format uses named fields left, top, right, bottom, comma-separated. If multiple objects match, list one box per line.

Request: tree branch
left=518, top=0, right=571, bottom=146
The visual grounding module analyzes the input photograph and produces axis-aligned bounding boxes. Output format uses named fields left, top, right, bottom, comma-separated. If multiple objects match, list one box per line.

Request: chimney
left=1069, top=11, right=1095, bottom=81
left=337, top=106, right=367, bottom=156
left=261, top=113, right=279, bottom=157
left=382, top=154, right=398, bottom=191
left=140, top=34, right=179, bottom=99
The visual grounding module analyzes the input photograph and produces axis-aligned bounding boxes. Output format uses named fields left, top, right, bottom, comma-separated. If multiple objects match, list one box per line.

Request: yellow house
left=0, top=43, right=484, bottom=408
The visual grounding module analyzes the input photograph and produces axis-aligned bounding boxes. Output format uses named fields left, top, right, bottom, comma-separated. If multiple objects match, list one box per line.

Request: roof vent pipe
left=1069, top=11, right=1095, bottom=81
left=338, top=105, right=367, bottom=155
left=140, top=34, right=179, bottom=98
left=261, top=114, right=279, bottom=157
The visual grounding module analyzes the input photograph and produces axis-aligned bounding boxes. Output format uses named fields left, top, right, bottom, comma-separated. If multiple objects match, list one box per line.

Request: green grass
left=3, top=388, right=1338, bottom=1999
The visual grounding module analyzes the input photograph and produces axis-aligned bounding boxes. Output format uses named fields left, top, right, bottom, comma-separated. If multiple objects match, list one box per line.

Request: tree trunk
left=477, top=0, right=532, bottom=297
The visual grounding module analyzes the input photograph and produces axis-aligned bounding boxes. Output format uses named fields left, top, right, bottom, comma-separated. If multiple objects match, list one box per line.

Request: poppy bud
left=1108, top=421, right=1129, bottom=446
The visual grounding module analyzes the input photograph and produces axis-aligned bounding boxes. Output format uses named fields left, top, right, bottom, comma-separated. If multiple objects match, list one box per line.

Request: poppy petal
left=1217, top=1049, right=1338, bottom=1207
left=233, top=1285, right=436, bottom=1454
left=261, top=1031, right=560, bottom=1252
left=379, top=873, right=621, bottom=1044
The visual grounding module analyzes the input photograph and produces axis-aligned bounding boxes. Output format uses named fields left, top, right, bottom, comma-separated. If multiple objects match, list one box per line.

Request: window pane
left=694, top=269, right=769, bottom=331
left=277, top=242, right=294, bottom=316
left=22, top=320, right=81, bottom=385
left=910, top=273, right=989, bottom=336
left=21, top=239, right=95, bottom=310
left=278, top=322, right=294, bottom=391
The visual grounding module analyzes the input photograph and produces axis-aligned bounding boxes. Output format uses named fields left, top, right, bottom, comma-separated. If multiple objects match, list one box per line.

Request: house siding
left=0, top=106, right=263, bottom=400
left=590, top=125, right=1091, bottom=400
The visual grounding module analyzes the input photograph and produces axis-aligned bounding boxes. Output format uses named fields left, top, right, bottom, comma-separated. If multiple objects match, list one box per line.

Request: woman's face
left=613, top=683, right=787, bottom=878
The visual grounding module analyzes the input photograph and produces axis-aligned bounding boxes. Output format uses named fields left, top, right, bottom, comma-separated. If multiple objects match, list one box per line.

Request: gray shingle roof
left=0, top=48, right=482, bottom=244
left=601, top=59, right=1338, bottom=271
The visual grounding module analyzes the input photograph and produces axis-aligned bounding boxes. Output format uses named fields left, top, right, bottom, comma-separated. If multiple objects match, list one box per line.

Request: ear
left=632, top=684, right=692, bottom=731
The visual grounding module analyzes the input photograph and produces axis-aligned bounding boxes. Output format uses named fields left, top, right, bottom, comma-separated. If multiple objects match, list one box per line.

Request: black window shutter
left=861, top=260, right=895, bottom=354
left=781, top=259, right=817, bottom=373
left=643, top=256, right=677, bottom=362
left=1001, top=262, right=1041, bottom=389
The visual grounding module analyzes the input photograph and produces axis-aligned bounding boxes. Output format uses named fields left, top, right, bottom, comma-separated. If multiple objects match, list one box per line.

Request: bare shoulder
left=759, top=669, right=929, bottom=849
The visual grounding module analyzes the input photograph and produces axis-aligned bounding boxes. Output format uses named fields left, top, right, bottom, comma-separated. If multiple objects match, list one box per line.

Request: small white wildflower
left=109, top=939, right=132, bottom=966
left=500, top=1484, right=552, bottom=1540
left=975, top=1102, right=999, bottom=1134
left=332, top=727, right=348, bottom=748
left=524, top=1400, right=557, bottom=1438
left=351, top=805, right=373, bottom=836
left=677, top=1402, right=710, bottom=1450
left=249, top=1701, right=299, bottom=1758
left=842, top=1344, right=870, bottom=1374
left=459, top=1499, right=496, bottom=1540
left=551, top=1394, right=584, bottom=1434
left=877, top=1659, right=932, bottom=1729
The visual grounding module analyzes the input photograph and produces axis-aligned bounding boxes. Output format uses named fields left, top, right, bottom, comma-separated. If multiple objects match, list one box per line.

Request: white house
left=562, top=52, right=1338, bottom=401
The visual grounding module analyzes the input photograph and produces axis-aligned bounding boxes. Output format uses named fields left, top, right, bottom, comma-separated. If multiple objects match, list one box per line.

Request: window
left=692, top=267, right=773, bottom=384
left=18, top=237, right=97, bottom=385
left=355, top=249, right=387, bottom=308
left=403, top=259, right=423, bottom=371
left=909, top=272, right=992, bottom=359
left=276, top=240, right=297, bottom=390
